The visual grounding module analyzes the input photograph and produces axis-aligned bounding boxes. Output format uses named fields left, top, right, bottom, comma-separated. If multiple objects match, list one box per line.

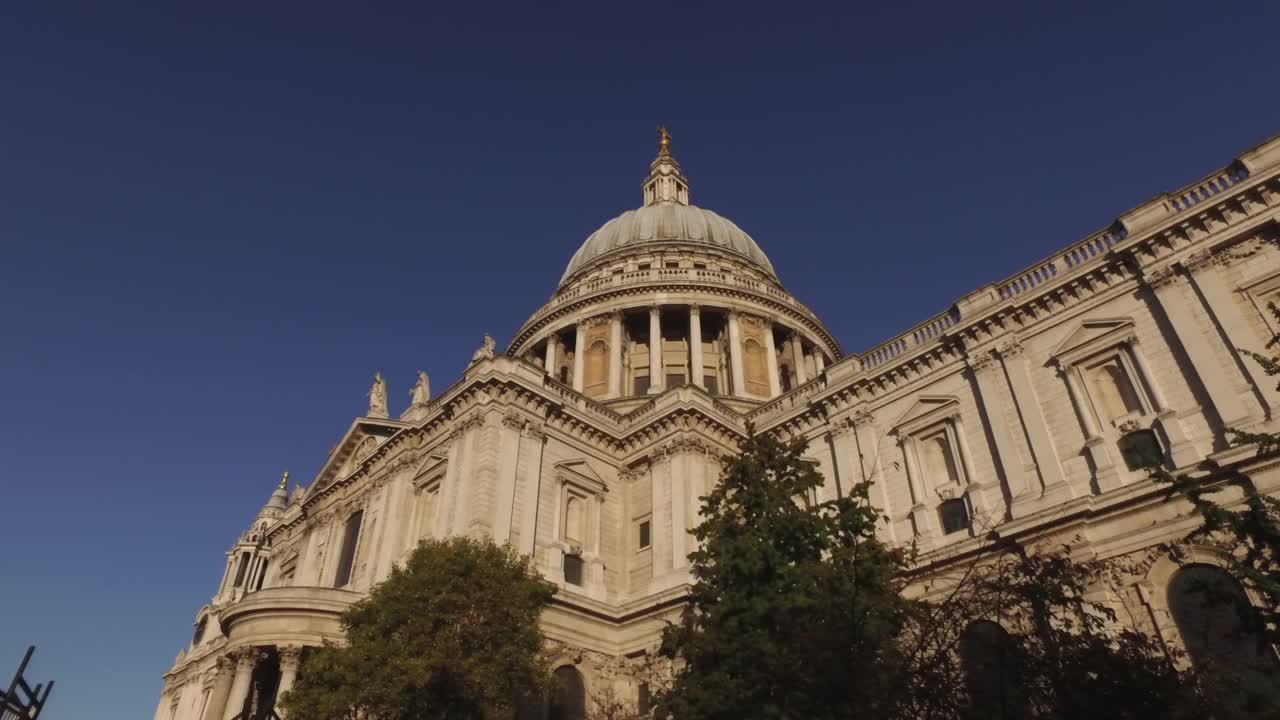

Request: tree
left=897, top=539, right=1201, bottom=720
left=279, top=536, right=556, bottom=720
left=655, top=431, right=911, bottom=720
left=1146, top=301, right=1280, bottom=717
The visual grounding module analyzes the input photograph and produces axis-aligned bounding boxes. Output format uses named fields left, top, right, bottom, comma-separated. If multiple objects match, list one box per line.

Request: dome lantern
left=642, top=126, right=690, bottom=206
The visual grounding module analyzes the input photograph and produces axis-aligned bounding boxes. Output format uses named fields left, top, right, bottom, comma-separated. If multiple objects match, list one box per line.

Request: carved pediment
left=412, top=451, right=449, bottom=488
left=890, top=395, right=961, bottom=434
left=554, top=459, right=608, bottom=495
left=1048, top=318, right=1136, bottom=365
left=311, top=418, right=409, bottom=492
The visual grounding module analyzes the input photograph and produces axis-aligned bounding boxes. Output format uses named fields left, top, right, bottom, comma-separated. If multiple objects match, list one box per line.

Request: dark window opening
left=637, top=263, right=650, bottom=270
left=1119, top=429, right=1162, bottom=470
left=638, top=682, right=651, bottom=715
left=254, top=560, right=268, bottom=591
left=665, top=373, right=684, bottom=388
left=192, top=617, right=207, bottom=646
left=1169, top=564, right=1280, bottom=715
left=664, top=261, right=679, bottom=269
left=549, top=666, right=586, bottom=720
left=704, top=376, right=719, bottom=395
left=960, top=620, right=1028, bottom=719
left=558, top=367, right=570, bottom=385
left=780, top=367, right=792, bottom=392
left=334, top=510, right=364, bottom=588
left=938, top=498, right=971, bottom=535
left=563, top=554, right=584, bottom=586
left=693, top=262, right=707, bottom=270
left=638, top=520, right=651, bottom=550
left=233, top=552, right=251, bottom=587
left=634, top=375, right=651, bottom=395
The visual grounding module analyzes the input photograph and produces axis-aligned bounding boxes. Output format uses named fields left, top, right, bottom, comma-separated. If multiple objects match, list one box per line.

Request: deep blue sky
left=2, top=2, right=1278, bottom=718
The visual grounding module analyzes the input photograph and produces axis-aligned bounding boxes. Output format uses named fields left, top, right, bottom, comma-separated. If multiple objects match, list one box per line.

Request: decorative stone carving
left=1144, top=264, right=1183, bottom=289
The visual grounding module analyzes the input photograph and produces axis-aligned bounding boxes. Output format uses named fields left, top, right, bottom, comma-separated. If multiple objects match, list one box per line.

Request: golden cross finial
left=657, top=126, right=672, bottom=156
left=278, top=471, right=289, bottom=491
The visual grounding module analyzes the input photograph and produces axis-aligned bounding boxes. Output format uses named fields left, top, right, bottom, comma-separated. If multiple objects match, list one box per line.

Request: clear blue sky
left=2, top=2, right=1278, bottom=718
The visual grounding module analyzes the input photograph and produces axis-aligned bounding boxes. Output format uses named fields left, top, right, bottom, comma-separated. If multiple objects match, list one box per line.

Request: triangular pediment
left=310, top=417, right=409, bottom=492
left=890, top=395, right=960, bottom=432
left=554, top=459, right=608, bottom=494
left=412, top=451, right=449, bottom=482
left=1049, top=318, right=1136, bottom=361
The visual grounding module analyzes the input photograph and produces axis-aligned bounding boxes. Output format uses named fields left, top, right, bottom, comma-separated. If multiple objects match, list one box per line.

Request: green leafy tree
left=899, top=540, right=1201, bottom=720
left=279, top=536, right=556, bottom=720
left=655, top=431, right=911, bottom=720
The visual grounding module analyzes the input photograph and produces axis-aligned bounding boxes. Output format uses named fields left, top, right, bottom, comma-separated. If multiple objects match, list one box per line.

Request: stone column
left=1127, top=339, right=1199, bottom=467
left=814, top=351, right=826, bottom=374
left=517, top=425, right=547, bottom=556
left=726, top=310, right=746, bottom=397
left=688, top=305, right=705, bottom=389
left=608, top=312, right=623, bottom=397
left=1058, top=363, right=1121, bottom=492
left=543, top=334, right=557, bottom=375
left=1185, top=250, right=1279, bottom=416
left=494, top=413, right=524, bottom=544
left=648, top=306, right=663, bottom=393
left=221, top=649, right=258, bottom=720
left=274, top=646, right=303, bottom=719
left=997, top=340, right=1074, bottom=511
left=763, top=323, right=782, bottom=397
left=572, top=324, right=586, bottom=393
left=850, top=410, right=896, bottom=543
left=899, top=435, right=938, bottom=539
left=1146, top=266, right=1252, bottom=427
left=951, top=415, right=998, bottom=522
left=966, top=353, right=1034, bottom=507
left=791, top=333, right=808, bottom=385
left=199, top=657, right=235, bottom=720
left=670, top=443, right=689, bottom=569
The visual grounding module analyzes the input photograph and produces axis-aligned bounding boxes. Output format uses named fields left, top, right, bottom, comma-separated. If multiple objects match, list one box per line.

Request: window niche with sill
left=891, top=397, right=981, bottom=543
left=550, top=460, right=607, bottom=596
left=1049, top=318, right=1195, bottom=492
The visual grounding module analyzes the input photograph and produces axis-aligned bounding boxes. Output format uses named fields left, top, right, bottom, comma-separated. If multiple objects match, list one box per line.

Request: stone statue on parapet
left=470, top=334, right=496, bottom=363
left=410, top=370, right=431, bottom=405
left=367, top=371, right=389, bottom=418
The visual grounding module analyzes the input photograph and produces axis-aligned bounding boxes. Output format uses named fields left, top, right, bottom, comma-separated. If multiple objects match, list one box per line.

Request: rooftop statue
left=410, top=370, right=431, bottom=405
left=367, top=372, right=389, bottom=418
left=471, top=334, right=496, bottom=364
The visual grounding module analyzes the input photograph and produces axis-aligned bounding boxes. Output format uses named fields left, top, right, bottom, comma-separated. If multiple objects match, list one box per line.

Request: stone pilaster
left=648, top=306, right=663, bottom=393
left=966, top=352, right=1035, bottom=509
left=688, top=305, right=705, bottom=390
left=996, top=340, right=1075, bottom=513
left=517, top=424, right=547, bottom=556
left=608, top=312, right=624, bottom=397
left=493, top=411, right=524, bottom=544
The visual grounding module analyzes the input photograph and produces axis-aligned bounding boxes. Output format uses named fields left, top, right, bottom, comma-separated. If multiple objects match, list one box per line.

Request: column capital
left=1182, top=248, right=1225, bottom=274
left=688, top=302, right=701, bottom=314
left=994, top=338, right=1024, bottom=360
left=230, top=647, right=261, bottom=671
left=965, top=351, right=999, bottom=373
left=1144, top=264, right=1185, bottom=289
left=277, top=645, right=304, bottom=670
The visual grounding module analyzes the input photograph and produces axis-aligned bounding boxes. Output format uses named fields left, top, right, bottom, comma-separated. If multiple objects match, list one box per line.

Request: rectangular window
left=693, top=262, right=707, bottom=270
left=334, top=510, right=364, bottom=588
left=638, top=520, right=651, bottom=550
left=638, top=682, right=651, bottom=714
left=634, top=375, right=651, bottom=395
left=666, top=373, right=684, bottom=388
left=637, top=263, right=651, bottom=270
left=938, top=499, right=970, bottom=535
left=563, top=553, right=584, bottom=586
left=704, top=375, right=718, bottom=395
left=665, top=261, right=679, bottom=268
left=233, top=552, right=250, bottom=587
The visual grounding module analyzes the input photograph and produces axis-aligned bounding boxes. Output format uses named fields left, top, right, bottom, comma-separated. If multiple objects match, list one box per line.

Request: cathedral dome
left=560, top=202, right=777, bottom=285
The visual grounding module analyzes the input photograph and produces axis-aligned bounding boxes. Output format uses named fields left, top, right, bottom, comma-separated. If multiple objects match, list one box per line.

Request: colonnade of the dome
left=531, top=303, right=830, bottom=403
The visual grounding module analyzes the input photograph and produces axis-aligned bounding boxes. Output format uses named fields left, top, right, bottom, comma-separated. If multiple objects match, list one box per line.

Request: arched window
left=564, top=497, right=584, bottom=543
left=549, top=666, right=586, bottom=720
left=1169, top=564, right=1280, bottom=715
left=742, top=338, right=768, bottom=395
left=191, top=616, right=208, bottom=646
left=1090, top=361, right=1142, bottom=422
left=959, top=620, right=1028, bottom=719
left=922, top=435, right=960, bottom=486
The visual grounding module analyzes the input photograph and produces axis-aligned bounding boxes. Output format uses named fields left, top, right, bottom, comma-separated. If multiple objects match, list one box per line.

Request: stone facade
left=156, top=132, right=1280, bottom=720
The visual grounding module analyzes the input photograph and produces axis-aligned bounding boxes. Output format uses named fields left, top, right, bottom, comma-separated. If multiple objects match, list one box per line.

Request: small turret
left=642, top=126, right=690, bottom=206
